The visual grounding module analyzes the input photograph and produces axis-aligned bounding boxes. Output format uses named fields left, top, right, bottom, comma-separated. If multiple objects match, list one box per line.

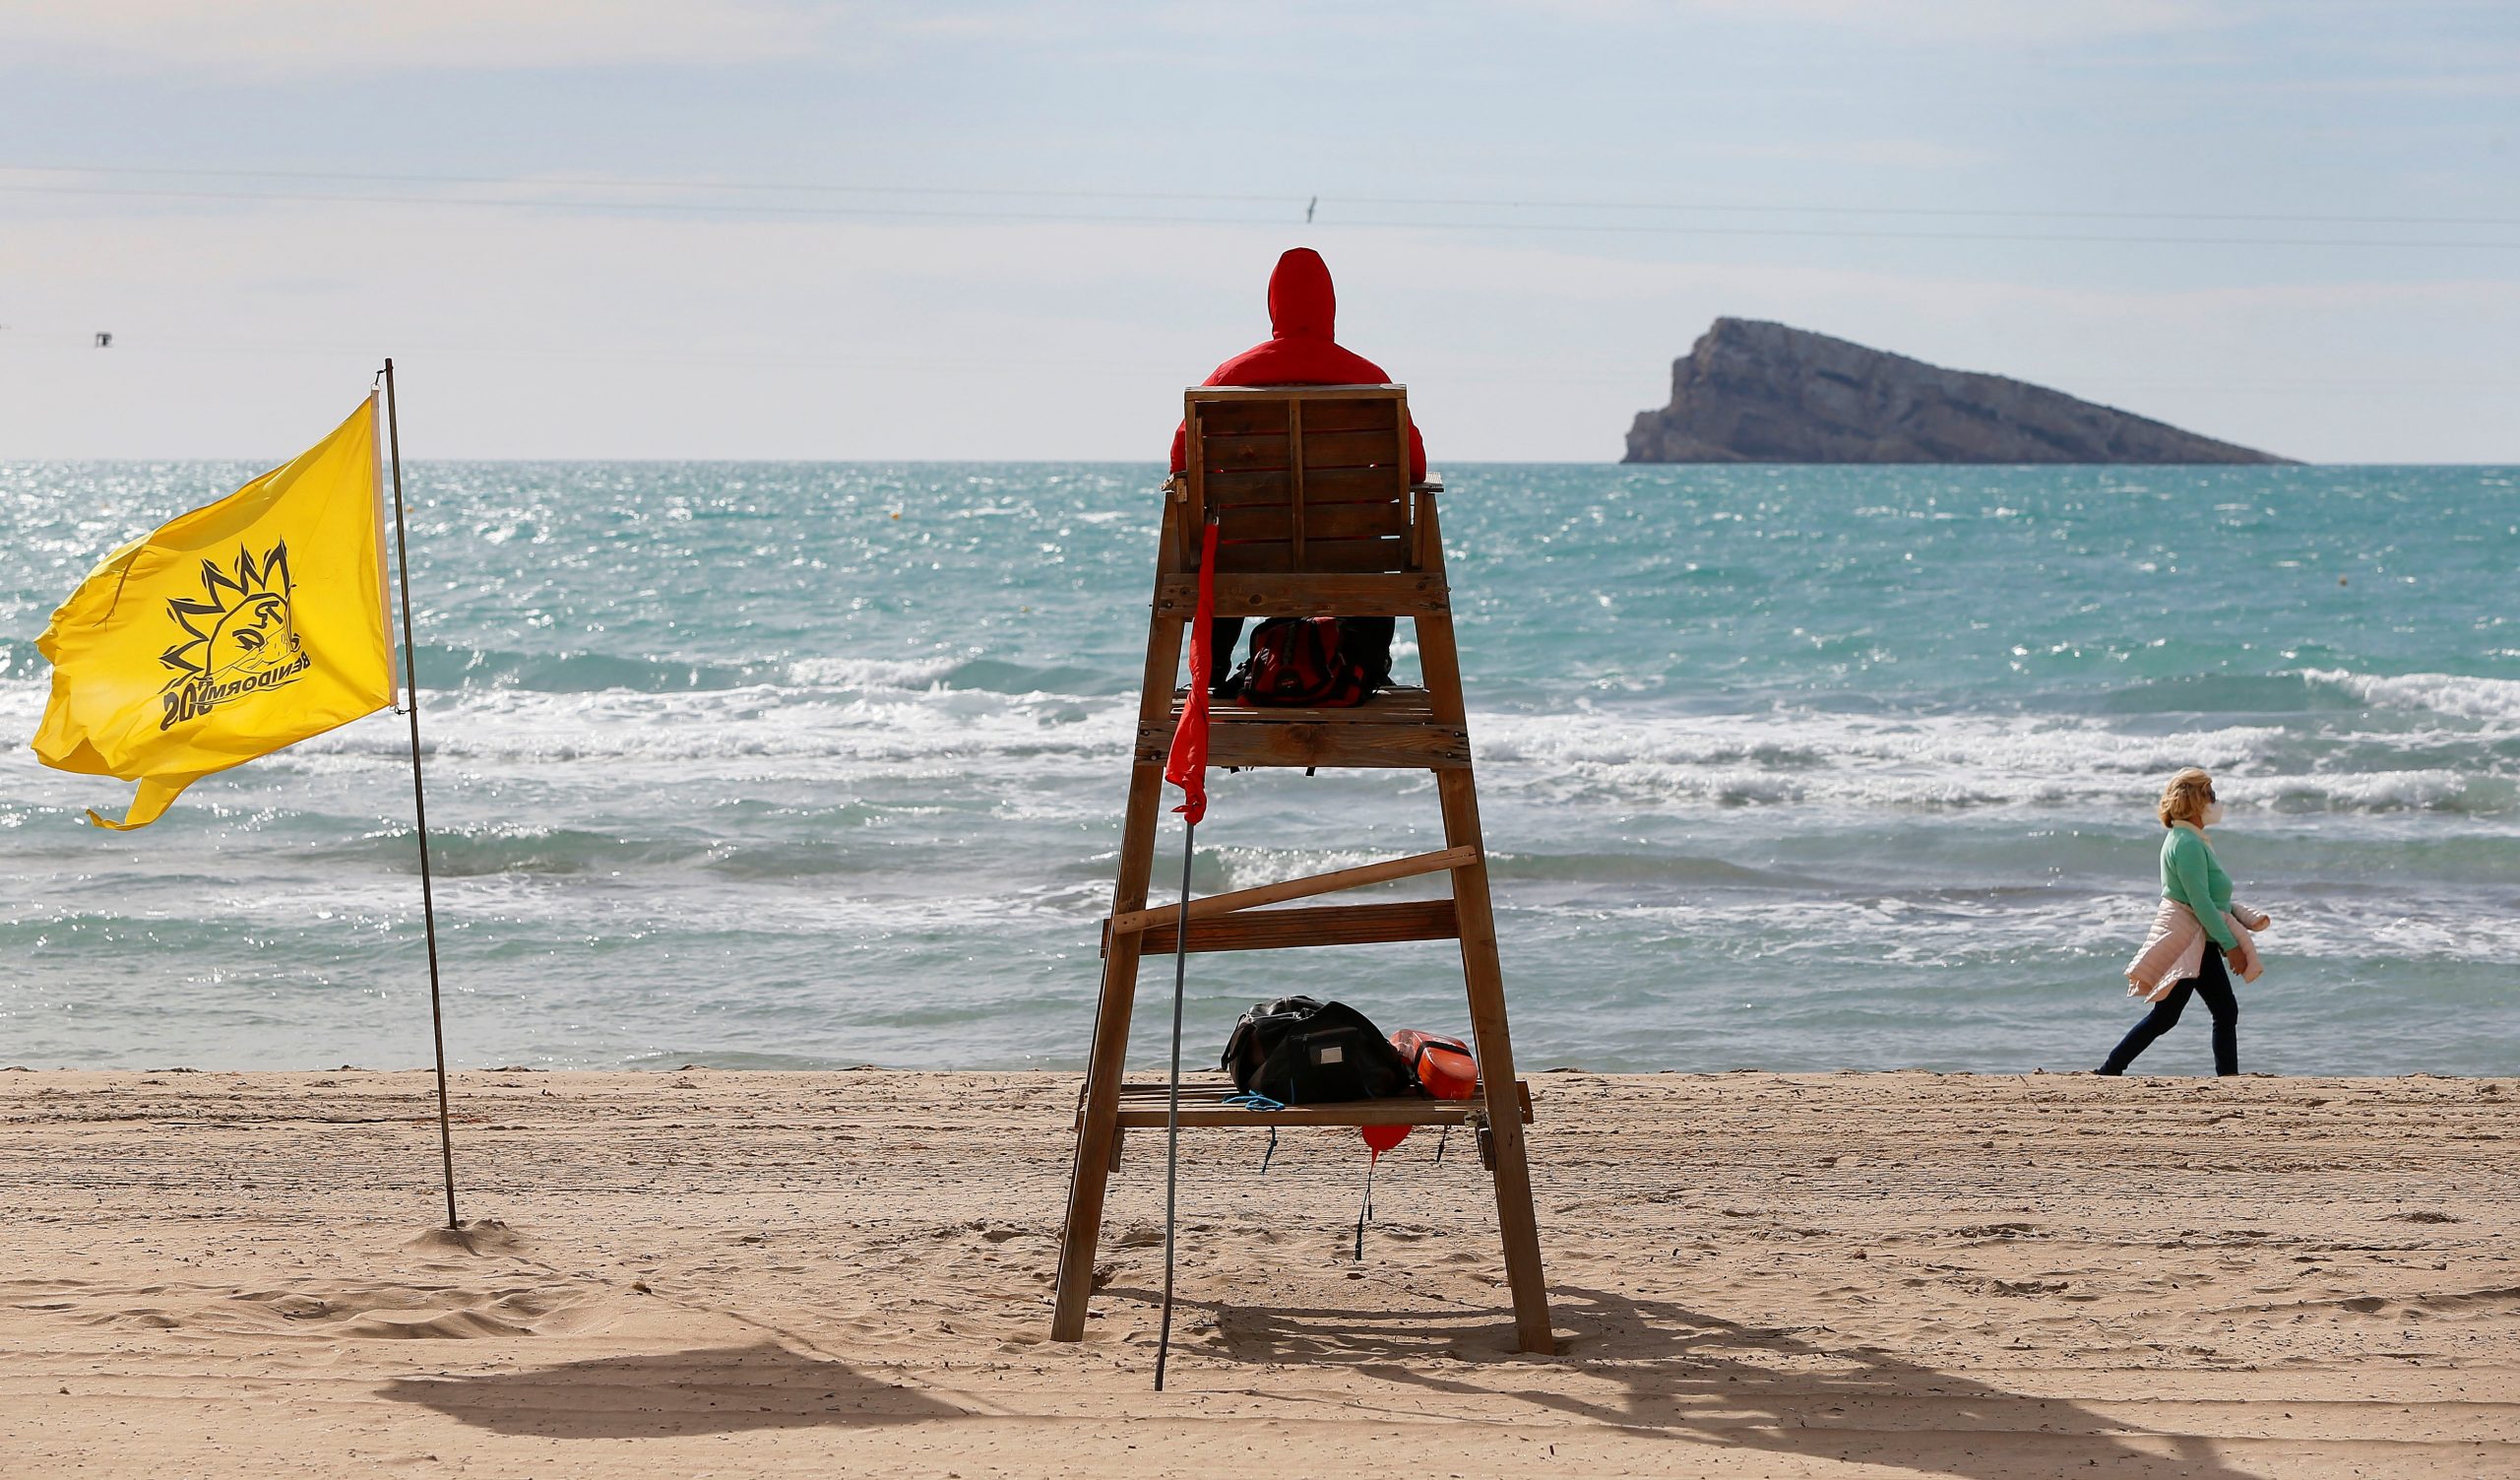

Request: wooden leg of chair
left=1481, top=1076, right=1552, bottom=1355
left=1437, top=766, right=1553, bottom=1355
left=1051, top=761, right=1166, bottom=1340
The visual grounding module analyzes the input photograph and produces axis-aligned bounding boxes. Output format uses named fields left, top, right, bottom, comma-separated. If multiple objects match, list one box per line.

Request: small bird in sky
left=1305, top=196, right=1316, bottom=224
left=94, top=332, right=112, bottom=348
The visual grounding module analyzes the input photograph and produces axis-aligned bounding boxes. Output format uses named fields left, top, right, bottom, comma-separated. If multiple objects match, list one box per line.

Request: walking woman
left=2101, top=768, right=2270, bottom=1077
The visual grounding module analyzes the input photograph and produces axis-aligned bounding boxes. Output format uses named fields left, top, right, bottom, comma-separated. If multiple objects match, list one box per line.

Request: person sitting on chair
left=1169, top=246, right=1427, bottom=694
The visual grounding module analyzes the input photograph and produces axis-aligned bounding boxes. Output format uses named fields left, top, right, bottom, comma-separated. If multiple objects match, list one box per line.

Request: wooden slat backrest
left=1182, top=385, right=1414, bottom=575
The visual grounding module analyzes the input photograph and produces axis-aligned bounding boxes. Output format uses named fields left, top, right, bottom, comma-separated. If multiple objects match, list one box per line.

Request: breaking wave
left=2300, top=668, right=2520, bottom=725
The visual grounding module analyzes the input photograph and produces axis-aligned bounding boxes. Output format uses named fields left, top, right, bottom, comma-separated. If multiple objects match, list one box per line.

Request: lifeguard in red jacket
left=1171, top=247, right=1426, bottom=690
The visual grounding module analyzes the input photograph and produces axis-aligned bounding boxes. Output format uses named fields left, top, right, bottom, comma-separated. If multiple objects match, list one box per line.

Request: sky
left=0, top=0, right=2514, bottom=463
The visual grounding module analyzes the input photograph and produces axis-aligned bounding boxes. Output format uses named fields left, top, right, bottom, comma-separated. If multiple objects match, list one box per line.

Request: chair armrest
left=1411, top=474, right=1445, bottom=495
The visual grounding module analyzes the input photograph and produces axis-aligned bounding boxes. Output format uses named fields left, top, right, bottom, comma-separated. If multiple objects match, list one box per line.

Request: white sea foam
left=784, top=654, right=968, bottom=690
left=18, top=672, right=2503, bottom=820
left=2302, top=668, right=2520, bottom=725
left=1473, top=708, right=2286, bottom=811
left=292, top=686, right=1135, bottom=769
left=1543, top=890, right=2520, bottom=969
left=1565, top=891, right=2162, bottom=966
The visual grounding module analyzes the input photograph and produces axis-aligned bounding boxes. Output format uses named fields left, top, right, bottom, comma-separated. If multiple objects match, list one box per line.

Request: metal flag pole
left=1153, top=811, right=1195, bottom=1392
left=380, top=358, right=459, bottom=1230
left=1153, top=506, right=1220, bottom=1393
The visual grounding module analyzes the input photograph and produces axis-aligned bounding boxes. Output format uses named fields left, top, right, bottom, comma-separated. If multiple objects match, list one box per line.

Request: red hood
left=1267, top=247, right=1335, bottom=341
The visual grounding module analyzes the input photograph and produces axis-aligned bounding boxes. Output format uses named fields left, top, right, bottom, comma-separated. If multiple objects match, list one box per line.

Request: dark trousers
left=1208, top=616, right=1395, bottom=692
left=1210, top=617, right=1242, bottom=681
left=2101, top=945, right=2239, bottom=1076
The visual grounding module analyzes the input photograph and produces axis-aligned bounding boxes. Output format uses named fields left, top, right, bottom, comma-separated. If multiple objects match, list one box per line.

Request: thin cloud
left=1503, top=0, right=2234, bottom=46
left=1677, top=138, right=1996, bottom=170
left=0, top=0, right=831, bottom=74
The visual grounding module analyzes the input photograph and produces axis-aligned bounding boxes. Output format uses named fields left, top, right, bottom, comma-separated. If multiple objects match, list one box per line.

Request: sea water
left=1, top=462, right=2513, bottom=1076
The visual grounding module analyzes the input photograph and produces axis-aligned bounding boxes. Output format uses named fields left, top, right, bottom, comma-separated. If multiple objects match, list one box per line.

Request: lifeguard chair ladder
left=1050, top=384, right=1551, bottom=1354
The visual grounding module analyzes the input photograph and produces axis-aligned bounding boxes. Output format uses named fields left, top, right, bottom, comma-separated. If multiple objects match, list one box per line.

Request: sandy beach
left=1, top=1067, right=2511, bottom=1477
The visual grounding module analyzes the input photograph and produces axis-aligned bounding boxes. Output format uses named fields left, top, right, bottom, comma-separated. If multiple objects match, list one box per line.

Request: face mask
left=2202, top=801, right=2226, bottom=827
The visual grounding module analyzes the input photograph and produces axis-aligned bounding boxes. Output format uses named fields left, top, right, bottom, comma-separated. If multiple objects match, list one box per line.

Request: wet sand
left=3, top=1067, right=2513, bottom=1476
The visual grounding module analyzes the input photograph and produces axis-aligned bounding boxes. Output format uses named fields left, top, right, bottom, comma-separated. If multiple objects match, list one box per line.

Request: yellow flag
left=32, top=399, right=396, bottom=829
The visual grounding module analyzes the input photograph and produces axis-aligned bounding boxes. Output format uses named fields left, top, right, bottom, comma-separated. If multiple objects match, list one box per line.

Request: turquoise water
left=2, top=462, right=2514, bottom=1076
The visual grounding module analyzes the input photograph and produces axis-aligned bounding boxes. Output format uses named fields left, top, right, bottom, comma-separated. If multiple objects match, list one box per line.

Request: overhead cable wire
left=7, top=162, right=2519, bottom=228
left=1, top=180, right=2514, bottom=250
left=4, top=333, right=2508, bottom=395
left=0, top=163, right=1297, bottom=209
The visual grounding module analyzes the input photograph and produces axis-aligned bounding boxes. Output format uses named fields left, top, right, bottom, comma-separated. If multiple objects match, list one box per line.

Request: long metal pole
left=1152, top=815, right=1195, bottom=1392
left=382, top=358, right=458, bottom=1230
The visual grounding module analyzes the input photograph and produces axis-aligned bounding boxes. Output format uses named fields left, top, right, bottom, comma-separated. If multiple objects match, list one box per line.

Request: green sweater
left=2160, top=823, right=2236, bottom=949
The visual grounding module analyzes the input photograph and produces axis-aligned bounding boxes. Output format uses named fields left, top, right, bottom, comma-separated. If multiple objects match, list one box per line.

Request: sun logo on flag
left=157, top=542, right=313, bottom=730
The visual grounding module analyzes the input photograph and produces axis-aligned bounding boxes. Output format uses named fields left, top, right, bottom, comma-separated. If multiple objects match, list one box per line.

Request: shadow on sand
left=1197, top=1282, right=2256, bottom=1480
left=379, top=1339, right=963, bottom=1439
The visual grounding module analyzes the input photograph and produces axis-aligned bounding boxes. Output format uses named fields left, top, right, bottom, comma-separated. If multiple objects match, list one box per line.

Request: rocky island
left=1625, top=318, right=2292, bottom=464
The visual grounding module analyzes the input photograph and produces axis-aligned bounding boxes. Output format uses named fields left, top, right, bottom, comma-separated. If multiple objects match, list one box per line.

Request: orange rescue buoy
left=1390, top=1029, right=1478, bottom=1101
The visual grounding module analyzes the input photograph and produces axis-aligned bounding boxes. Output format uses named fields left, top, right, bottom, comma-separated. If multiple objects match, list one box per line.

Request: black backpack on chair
left=1220, top=617, right=1374, bottom=708
left=1220, top=996, right=1420, bottom=1104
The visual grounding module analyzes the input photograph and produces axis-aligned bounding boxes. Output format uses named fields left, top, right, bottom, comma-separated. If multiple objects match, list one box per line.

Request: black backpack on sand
left=1220, top=996, right=1420, bottom=1104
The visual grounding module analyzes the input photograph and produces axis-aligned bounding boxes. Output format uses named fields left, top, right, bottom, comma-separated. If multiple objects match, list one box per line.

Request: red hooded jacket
left=1168, top=247, right=1426, bottom=482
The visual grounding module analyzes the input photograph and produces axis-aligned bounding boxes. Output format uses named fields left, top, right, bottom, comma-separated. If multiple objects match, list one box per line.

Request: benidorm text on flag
left=32, top=400, right=396, bottom=829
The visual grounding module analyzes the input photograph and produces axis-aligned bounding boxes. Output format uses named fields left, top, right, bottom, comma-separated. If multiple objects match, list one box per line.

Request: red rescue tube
left=1390, top=1029, right=1478, bottom=1101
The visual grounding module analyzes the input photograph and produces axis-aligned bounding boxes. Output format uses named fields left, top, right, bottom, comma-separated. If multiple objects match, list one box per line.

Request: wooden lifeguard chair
left=1050, top=384, right=1552, bottom=1354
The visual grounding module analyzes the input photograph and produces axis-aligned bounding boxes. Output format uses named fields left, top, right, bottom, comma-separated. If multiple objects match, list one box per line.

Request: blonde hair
left=2158, top=767, right=2215, bottom=828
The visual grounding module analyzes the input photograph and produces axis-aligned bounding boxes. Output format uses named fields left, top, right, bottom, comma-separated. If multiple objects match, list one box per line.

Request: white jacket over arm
left=2125, top=899, right=2265, bottom=1001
